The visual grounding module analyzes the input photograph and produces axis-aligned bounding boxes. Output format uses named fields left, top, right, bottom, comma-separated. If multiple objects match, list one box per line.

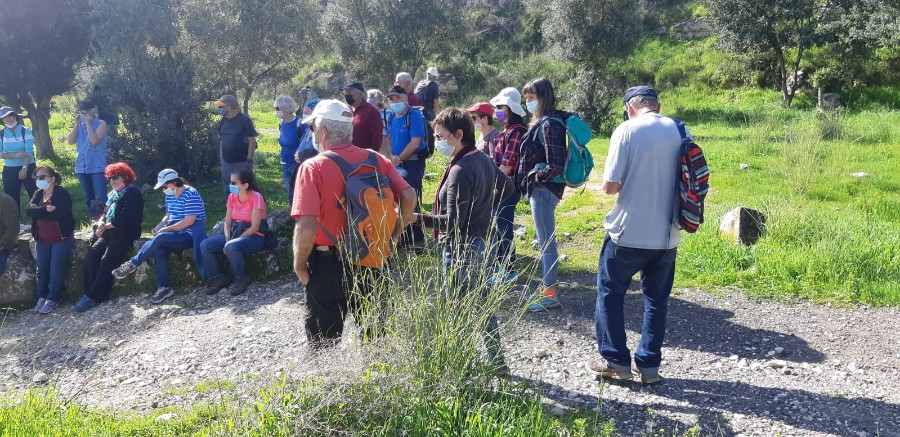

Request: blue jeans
left=595, top=235, right=677, bottom=373
left=527, top=186, right=559, bottom=286
left=200, top=234, right=265, bottom=279
left=75, top=172, right=107, bottom=212
left=281, top=161, right=299, bottom=204
left=130, top=231, right=193, bottom=289
left=442, top=239, right=503, bottom=362
left=493, top=189, right=520, bottom=269
left=400, top=155, right=426, bottom=244
left=35, top=238, right=74, bottom=301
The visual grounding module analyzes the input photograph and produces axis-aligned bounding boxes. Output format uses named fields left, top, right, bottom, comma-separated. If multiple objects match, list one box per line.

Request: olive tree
left=0, top=0, right=92, bottom=159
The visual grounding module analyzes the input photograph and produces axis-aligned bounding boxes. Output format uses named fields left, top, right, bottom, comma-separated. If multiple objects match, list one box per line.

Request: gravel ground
left=1, top=275, right=898, bottom=436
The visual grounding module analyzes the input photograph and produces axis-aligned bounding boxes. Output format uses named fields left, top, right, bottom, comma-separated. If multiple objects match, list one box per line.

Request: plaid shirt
left=517, top=110, right=568, bottom=198
left=493, top=124, right=527, bottom=176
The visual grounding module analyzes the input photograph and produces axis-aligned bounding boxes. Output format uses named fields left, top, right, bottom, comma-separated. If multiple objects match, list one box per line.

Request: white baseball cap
left=426, top=66, right=440, bottom=77
left=490, top=87, right=526, bottom=117
left=301, top=99, right=353, bottom=125
left=154, top=168, right=179, bottom=189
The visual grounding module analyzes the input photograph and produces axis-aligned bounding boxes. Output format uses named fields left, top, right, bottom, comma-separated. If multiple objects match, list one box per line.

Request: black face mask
left=345, top=94, right=355, bottom=106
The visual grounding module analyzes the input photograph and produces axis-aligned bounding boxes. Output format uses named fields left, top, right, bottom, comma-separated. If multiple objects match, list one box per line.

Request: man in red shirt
left=291, top=99, right=416, bottom=348
left=341, top=82, right=383, bottom=152
left=394, top=72, right=421, bottom=107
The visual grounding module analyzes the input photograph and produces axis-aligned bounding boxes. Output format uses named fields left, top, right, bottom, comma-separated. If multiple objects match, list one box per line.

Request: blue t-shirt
left=165, top=186, right=206, bottom=234
left=278, top=116, right=307, bottom=164
left=389, top=108, right=426, bottom=156
left=75, top=119, right=108, bottom=174
left=0, top=125, right=36, bottom=167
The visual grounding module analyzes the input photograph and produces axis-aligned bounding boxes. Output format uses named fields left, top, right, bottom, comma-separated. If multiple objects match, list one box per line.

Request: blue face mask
left=389, top=102, right=406, bottom=114
left=526, top=100, right=539, bottom=114
left=217, top=107, right=228, bottom=116
left=229, top=184, right=241, bottom=195
left=36, top=180, right=51, bottom=190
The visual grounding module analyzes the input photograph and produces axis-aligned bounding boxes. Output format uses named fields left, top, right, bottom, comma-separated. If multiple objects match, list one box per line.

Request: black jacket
left=105, top=184, right=144, bottom=241
left=27, top=186, right=76, bottom=241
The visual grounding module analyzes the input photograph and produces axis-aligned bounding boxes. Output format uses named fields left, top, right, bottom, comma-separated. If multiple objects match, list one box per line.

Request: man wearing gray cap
left=588, top=86, right=692, bottom=385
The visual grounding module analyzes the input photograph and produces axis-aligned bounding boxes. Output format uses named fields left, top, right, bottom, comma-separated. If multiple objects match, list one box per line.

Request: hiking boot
left=112, top=261, right=137, bottom=279
left=74, top=295, right=99, bottom=312
left=636, top=369, right=663, bottom=385
left=34, top=298, right=46, bottom=312
left=586, top=358, right=633, bottom=381
left=37, top=299, right=58, bottom=314
left=150, top=287, right=175, bottom=304
left=229, top=277, right=252, bottom=296
left=202, top=276, right=232, bottom=295
left=526, top=293, right=562, bottom=312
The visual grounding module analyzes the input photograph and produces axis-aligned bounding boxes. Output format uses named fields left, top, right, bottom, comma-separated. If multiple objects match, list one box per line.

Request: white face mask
left=526, top=100, right=539, bottom=114
left=275, top=110, right=284, bottom=118
left=435, top=139, right=455, bottom=157
left=313, top=127, right=325, bottom=153
left=3, top=122, right=16, bottom=129
left=473, top=122, right=483, bottom=131
left=163, top=188, right=176, bottom=196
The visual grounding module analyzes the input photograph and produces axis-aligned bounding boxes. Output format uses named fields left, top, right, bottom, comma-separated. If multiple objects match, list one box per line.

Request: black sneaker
left=112, top=261, right=137, bottom=279
left=202, top=276, right=233, bottom=295
left=150, top=287, right=175, bottom=304
left=228, top=277, right=252, bottom=296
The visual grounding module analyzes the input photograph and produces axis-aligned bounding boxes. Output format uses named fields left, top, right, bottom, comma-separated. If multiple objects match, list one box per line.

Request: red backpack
left=673, top=119, right=709, bottom=233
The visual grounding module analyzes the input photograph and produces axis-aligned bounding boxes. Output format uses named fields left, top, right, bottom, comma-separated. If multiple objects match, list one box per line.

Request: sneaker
left=37, top=299, right=58, bottom=314
left=228, top=277, right=252, bottom=296
left=488, top=269, right=518, bottom=284
left=74, top=295, right=99, bottom=312
left=202, top=276, right=233, bottom=295
left=150, top=287, right=175, bottom=304
left=526, top=293, right=562, bottom=312
left=586, top=358, right=633, bottom=381
left=34, top=298, right=46, bottom=312
left=112, top=261, right=137, bottom=279
left=636, top=369, right=663, bottom=385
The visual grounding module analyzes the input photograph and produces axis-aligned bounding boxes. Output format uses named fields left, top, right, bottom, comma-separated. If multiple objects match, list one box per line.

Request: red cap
left=466, top=102, right=494, bottom=117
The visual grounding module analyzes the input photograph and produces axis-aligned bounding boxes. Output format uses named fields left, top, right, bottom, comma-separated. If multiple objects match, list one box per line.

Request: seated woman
left=416, top=108, right=515, bottom=373
left=26, top=166, right=75, bottom=314
left=112, top=169, right=207, bottom=304
left=199, top=170, right=267, bottom=297
left=76, top=162, right=145, bottom=312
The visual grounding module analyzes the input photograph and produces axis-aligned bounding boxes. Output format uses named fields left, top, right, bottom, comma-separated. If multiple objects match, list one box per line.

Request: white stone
left=156, top=413, right=176, bottom=422
left=114, top=374, right=130, bottom=382
left=32, top=372, right=49, bottom=383
left=111, top=313, right=124, bottom=321
left=122, top=377, right=141, bottom=385
left=728, top=355, right=739, bottom=361
left=739, top=163, right=750, bottom=170
left=559, top=254, right=569, bottom=262
left=534, top=348, right=550, bottom=359
left=774, top=347, right=784, bottom=354
left=850, top=172, right=869, bottom=178
left=765, top=350, right=776, bottom=358
left=765, top=360, right=787, bottom=369
left=114, top=340, right=127, bottom=347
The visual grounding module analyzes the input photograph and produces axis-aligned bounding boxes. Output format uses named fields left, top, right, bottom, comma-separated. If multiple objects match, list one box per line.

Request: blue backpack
left=537, top=113, right=594, bottom=188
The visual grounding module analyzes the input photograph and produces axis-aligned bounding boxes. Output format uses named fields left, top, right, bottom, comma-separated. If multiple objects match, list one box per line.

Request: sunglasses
left=107, top=175, right=121, bottom=181
left=34, top=175, right=51, bottom=181
left=273, top=106, right=280, bottom=111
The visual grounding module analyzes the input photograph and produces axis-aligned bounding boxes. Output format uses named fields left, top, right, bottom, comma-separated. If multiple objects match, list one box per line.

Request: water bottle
left=396, top=166, right=408, bottom=178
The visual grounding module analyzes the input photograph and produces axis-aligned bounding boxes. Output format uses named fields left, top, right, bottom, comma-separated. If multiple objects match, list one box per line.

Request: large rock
left=719, top=207, right=766, bottom=245
left=0, top=210, right=296, bottom=308
left=670, top=18, right=713, bottom=39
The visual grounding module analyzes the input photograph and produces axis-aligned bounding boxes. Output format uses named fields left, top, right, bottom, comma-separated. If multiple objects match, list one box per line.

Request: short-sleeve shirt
left=278, top=116, right=307, bottom=164
left=388, top=108, right=426, bottom=156
left=165, top=186, right=206, bottom=234
left=351, top=101, right=384, bottom=152
left=227, top=190, right=266, bottom=223
left=475, top=129, right=499, bottom=158
left=219, top=112, right=258, bottom=164
left=414, top=80, right=439, bottom=118
left=0, top=125, right=36, bottom=167
left=75, top=119, right=108, bottom=174
left=603, top=114, right=687, bottom=250
left=291, top=143, right=412, bottom=246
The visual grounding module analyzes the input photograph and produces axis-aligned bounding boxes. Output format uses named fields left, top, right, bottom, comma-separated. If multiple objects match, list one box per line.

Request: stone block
left=719, top=207, right=766, bottom=245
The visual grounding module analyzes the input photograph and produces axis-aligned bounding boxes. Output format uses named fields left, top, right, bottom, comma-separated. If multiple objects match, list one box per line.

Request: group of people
left=2, top=67, right=689, bottom=383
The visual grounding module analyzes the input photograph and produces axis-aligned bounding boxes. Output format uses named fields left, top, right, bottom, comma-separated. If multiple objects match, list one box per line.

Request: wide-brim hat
left=0, top=107, right=21, bottom=119
left=489, top=87, right=525, bottom=116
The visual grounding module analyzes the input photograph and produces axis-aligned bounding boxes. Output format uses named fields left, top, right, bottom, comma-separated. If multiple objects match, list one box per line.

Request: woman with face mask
left=0, top=107, right=38, bottom=214
left=275, top=95, right=305, bottom=205
left=66, top=100, right=109, bottom=221
left=415, top=108, right=515, bottom=374
left=26, top=166, right=76, bottom=314
left=198, top=170, right=268, bottom=297
left=465, top=102, right=499, bottom=158
left=76, top=162, right=145, bottom=312
left=516, top=78, right=568, bottom=312
left=112, top=169, right=208, bottom=304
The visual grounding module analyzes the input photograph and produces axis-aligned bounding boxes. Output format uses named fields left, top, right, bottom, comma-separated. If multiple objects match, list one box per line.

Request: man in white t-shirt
left=587, top=86, right=689, bottom=385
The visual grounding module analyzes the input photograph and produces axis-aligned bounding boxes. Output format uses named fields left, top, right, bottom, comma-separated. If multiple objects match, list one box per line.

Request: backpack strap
left=672, top=118, right=688, bottom=142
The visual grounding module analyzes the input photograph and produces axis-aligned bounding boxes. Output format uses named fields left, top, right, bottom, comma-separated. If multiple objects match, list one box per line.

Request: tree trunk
left=242, top=87, right=253, bottom=115
left=20, top=98, right=56, bottom=159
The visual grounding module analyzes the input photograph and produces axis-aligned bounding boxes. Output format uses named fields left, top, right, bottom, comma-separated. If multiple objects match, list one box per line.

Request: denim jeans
left=527, top=186, right=560, bottom=287
left=2, top=162, right=37, bottom=211
left=442, top=239, right=504, bottom=363
left=281, top=161, right=299, bottom=204
left=75, top=172, right=107, bottom=211
left=400, top=155, right=426, bottom=244
left=35, top=238, right=74, bottom=301
left=200, top=234, right=264, bottom=279
left=130, top=231, right=193, bottom=289
left=595, top=235, right=677, bottom=373
left=493, top=189, right=520, bottom=269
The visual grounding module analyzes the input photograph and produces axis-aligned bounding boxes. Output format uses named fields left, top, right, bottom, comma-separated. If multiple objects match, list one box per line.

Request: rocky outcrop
left=670, top=18, right=713, bottom=39
left=0, top=212, right=296, bottom=309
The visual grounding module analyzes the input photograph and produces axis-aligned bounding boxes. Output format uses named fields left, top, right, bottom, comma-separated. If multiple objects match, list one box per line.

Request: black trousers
left=83, top=236, right=134, bottom=302
left=304, top=251, right=381, bottom=348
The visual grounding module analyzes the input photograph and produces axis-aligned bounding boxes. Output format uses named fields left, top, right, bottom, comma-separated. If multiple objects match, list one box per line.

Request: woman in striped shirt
left=112, top=169, right=208, bottom=304
left=0, top=107, right=37, bottom=212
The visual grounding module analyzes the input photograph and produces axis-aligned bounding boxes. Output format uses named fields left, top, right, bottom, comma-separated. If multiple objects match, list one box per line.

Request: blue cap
left=304, top=98, right=321, bottom=110
left=623, top=86, right=657, bottom=104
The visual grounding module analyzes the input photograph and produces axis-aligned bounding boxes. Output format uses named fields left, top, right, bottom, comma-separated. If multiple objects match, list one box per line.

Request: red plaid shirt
left=493, top=123, right=527, bottom=177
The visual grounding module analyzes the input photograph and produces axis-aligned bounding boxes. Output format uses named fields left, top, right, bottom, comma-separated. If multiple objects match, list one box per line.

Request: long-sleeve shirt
left=493, top=124, right=527, bottom=178
left=516, top=110, right=568, bottom=199
left=0, top=194, right=19, bottom=251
